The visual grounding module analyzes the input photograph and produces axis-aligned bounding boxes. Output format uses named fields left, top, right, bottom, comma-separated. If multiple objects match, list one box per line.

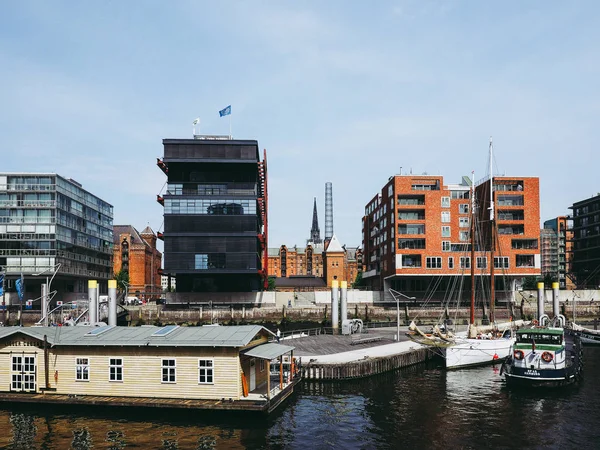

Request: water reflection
left=0, top=348, right=597, bottom=449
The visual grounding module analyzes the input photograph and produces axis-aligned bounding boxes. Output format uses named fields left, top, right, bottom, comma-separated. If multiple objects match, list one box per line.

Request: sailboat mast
left=470, top=171, right=476, bottom=325
left=489, top=137, right=496, bottom=324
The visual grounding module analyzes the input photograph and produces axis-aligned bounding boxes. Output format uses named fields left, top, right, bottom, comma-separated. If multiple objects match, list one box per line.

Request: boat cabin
left=0, top=325, right=298, bottom=413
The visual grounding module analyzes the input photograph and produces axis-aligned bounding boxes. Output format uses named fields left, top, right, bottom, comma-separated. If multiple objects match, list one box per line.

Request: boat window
left=516, top=333, right=562, bottom=345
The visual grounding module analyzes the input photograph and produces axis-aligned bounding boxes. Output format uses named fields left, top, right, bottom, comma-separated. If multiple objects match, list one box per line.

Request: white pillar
left=108, top=279, right=117, bottom=326
left=340, top=281, right=348, bottom=323
left=552, top=282, right=560, bottom=318
left=88, top=280, right=98, bottom=324
left=41, top=283, right=48, bottom=326
left=537, top=282, right=544, bottom=321
left=331, top=280, right=339, bottom=332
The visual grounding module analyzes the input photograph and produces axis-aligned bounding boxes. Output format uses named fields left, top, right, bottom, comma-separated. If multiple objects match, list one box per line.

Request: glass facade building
left=159, top=138, right=267, bottom=294
left=0, top=173, right=113, bottom=304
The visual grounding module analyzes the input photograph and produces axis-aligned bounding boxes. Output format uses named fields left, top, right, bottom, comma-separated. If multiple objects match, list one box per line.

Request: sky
left=2, top=1, right=599, bottom=252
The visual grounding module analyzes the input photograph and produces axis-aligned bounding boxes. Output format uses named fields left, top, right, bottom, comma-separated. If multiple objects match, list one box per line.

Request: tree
left=522, top=276, right=538, bottom=290
left=114, top=269, right=129, bottom=292
left=352, top=272, right=364, bottom=288
left=267, top=276, right=276, bottom=291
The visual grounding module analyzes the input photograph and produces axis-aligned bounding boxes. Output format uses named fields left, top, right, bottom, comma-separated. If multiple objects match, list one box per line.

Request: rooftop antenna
left=193, top=118, right=200, bottom=136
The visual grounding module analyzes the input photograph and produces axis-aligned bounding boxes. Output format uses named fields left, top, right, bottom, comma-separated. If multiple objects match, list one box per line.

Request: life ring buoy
left=514, top=350, right=524, bottom=360
left=542, top=351, right=554, bottom=363
left=532, top=319, right=539, bottom=326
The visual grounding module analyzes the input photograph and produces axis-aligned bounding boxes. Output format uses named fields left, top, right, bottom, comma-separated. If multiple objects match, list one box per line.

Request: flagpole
left=229, top=114, right=232, bottom=139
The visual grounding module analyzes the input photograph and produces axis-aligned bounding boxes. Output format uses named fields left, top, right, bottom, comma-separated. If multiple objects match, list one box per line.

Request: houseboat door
left=10, top=354, right=37, bottom=393
left=249, top=358, right=256, bottom=391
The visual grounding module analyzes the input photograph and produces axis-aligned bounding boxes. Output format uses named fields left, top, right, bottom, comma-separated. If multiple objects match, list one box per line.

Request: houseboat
left=0, top=325, right=299, bottom=414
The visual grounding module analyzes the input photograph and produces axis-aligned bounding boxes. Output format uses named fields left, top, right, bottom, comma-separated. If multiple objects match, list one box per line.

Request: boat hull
left=443, top=338, right=514, bottom=369
left=503, top=366, right=580, bottom=388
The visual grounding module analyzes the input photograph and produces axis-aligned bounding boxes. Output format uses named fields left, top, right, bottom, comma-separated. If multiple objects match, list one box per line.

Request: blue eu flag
left=219, top=105, right=231, bottom=117
left=0, top=273, right=4, bottom=296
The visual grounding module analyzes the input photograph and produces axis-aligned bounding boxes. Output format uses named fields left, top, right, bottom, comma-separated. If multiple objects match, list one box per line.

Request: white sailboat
left=407, top=138, right=522, bottom=369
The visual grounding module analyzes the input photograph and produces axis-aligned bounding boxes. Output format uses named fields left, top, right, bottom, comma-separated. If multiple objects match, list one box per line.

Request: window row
left=401, top=255, right=511, bottom=269
left=164, top=199, right=257, bottom=215
left=75, top=358, right=214, bottom=384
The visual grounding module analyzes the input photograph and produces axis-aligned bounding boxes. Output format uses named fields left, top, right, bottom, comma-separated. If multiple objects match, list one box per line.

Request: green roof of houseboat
left=516, top=327, right=563, bottom=335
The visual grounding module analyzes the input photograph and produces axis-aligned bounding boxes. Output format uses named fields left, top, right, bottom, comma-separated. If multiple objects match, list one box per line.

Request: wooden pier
left=301, top=346, right=430, bottom=380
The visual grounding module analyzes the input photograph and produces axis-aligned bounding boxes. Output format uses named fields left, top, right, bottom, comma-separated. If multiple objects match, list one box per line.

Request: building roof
left=325, top=234, right=344, bottom=253
left=141, top=225, right=155, bottom=235
left=0, top=325, right=272, bottom=348
left=242, top=342, right=295, bottom=360
left=113, top=225, right=150, bottom=248
left=268, top=248, right=280, bottom=257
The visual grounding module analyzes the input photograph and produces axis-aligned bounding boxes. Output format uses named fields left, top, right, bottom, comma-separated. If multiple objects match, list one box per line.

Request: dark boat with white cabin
left=501, top=314, right=583, bottom=388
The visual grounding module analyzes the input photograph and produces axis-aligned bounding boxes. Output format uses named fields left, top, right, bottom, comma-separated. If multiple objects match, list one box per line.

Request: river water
left=1, top=347, right=598, bottom=449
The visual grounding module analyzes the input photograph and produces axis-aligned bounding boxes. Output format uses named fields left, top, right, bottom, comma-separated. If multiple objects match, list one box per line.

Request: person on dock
left=276, top=328, right=281, bottom=343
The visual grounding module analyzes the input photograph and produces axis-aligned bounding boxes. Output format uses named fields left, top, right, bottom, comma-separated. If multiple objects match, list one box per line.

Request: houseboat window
left=198, top=359, right=214, bottom=384
left=76, top=358, right=89, bottom=381
left=260, top=359, right=266, bottom=372
left=162, top=359, right=176, bottom=383
left=109, top=358, right=123, bottom=382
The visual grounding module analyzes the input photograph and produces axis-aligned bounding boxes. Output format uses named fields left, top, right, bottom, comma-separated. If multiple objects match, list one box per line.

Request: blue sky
left=2, top=1, right=599, bottom=251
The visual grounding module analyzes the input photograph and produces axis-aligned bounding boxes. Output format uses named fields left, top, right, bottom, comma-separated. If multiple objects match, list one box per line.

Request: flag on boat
left=532, top=337, right=536, bottom=353
left=0, top=273, right=4, bottom=296
left=219, top=105, right=231, bottom=117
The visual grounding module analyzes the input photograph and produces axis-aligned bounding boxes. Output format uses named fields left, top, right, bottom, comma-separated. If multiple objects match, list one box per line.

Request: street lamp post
left=389, top=289, right=416, bottom=341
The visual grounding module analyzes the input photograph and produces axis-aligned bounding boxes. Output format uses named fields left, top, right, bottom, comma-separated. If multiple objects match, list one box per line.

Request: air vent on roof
left=84, top=325, right=114, bottom=336
left=152, top=325, right=179, bottom=337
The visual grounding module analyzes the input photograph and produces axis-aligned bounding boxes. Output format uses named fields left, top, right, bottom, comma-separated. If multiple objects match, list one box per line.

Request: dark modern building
left=157, top=137, right=268, bottom=298
left=0, top=173, right=113, bottom=306
left=570, top=195, right=600, bottom=288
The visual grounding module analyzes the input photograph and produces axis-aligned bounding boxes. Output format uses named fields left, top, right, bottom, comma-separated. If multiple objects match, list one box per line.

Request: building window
left=109, top=358, right=123, bottom=382
left=459, top=231, right=469, bottom=242
left=441, top=226, right=451, bottom=237
left=442, top=241, right=450, bottom=252
left=259, top=359, right=265, bottom=372
left=448, top=257, right=454, bottom=269
left=162, top=359, right=176, bottom=383
left=441, top=211, right=451, bottom=223
left=426, top=257, right=442, bottom=269
left=195, top=254, right=208, bottom=270
left=459, top=204, right=469, bottom=214
left=476, top=257, right=487, bottom=269
left=76, top=358, right=89, bottom=381
left=441, top=197, right=450, bottom=208
left=460, top=257, right=471, bottom=269
left=459, top=217, right=469, bottom=228
left=494, top=256, right=510, bottom=269
left=198, top=359, right=214, bottom=384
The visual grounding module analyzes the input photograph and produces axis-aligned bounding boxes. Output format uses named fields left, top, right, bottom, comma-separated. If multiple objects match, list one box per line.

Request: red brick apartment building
left=362, top=174, right=541, bottom=302
left=113, top=225, right=162, bottom=300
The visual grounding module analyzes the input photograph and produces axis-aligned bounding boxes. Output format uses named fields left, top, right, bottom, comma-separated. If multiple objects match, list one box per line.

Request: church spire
left=308, top=197, right=322, bottom=245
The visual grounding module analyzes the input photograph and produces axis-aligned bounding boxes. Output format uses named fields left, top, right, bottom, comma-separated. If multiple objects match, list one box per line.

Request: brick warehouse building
left=267, top=237, right=363, bottom=291
left=157, top=137, right=268, bottom=301
left=362, top=173, right=541, bottom=303
left=113, top=225, right=162, bottom=300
